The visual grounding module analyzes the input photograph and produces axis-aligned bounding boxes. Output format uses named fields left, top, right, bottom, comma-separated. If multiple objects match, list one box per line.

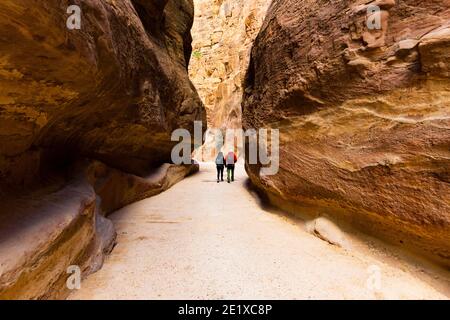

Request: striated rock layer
left=243, top=0, right=450, bottom=266
left=0, top=161, right=196, bottom=299
left=0, top=0, right=206, bottom=188
left=0, top=175, right=116, bottom=300
left=0, top=0, right=204, bottom=299
left=189, top=0, right=271, bottom=160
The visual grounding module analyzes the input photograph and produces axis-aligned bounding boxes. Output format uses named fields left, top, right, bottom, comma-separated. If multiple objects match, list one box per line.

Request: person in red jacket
left=225, top=151, right=237, bottom=183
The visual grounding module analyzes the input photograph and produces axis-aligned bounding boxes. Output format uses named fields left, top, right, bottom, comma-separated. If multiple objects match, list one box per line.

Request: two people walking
left=215, top=151, right=237, bottom=183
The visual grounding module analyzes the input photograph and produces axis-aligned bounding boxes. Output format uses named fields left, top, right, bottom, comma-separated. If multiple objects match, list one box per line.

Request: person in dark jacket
left=225, top=151, right=237, bottom=183
left=215, top=152, right=225, bottom=183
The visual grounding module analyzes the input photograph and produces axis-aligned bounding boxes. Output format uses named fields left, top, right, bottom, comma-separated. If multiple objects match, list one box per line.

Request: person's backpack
left=215, top=153, right=224, bottom=165
left=226, top=152, right=235, bottom=165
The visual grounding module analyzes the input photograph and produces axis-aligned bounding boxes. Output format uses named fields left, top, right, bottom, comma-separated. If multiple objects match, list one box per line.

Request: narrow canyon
left=0, top=0, right=449, bottom=300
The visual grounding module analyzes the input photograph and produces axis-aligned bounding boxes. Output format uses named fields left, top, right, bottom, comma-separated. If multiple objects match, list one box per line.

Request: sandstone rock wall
left=243, top=0, right=450, bottom=266
left=0, top=177, right=115, bottom=299
left=84, top=161, right=199, bottom=215
left=0, top=0, right=206, bottom=188
left=0, top=0, right=204, bottom=298
left=189, top=0, right=271, bottom=160
left=0, top=160, right=197, bottom=299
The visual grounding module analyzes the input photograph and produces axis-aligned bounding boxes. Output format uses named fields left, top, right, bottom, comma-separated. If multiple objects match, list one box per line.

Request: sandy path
left=70, top=163, right=449, bottom=300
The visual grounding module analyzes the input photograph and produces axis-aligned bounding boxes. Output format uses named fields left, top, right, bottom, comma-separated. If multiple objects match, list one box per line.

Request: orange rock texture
left=243, top=0, right=450, bottom=266
left=0, top=0, right=206, bottom=188
left=0, top=0, right=204, bottom=299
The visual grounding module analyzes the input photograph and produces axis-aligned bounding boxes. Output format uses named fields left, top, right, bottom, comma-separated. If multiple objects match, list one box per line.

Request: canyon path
left=70, top=163, right=449, bottom=300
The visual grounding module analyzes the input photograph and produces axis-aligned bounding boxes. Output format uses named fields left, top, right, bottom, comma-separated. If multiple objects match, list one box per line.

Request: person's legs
left=216, top=165, right=220, bottom=182
left=220, top=166, right=224, bottom=181
left=227, top=165, right=231, bottom=183
left=231, top=165, right=235, bottom=181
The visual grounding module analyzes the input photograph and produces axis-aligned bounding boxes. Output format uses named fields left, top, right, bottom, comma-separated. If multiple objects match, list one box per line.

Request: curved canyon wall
left=243, top=0, right=450, bottom=266
left=189, top=0, right=271, bottom=160
left=0, top=0, right=205, bottom=187
left=0, top=0, right=204, bottom=299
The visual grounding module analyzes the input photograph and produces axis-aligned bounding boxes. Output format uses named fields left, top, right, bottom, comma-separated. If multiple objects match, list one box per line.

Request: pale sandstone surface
left=70, top=164, right=449, bottom=300
left=242, top=0, right=450, bottom=266
left=189, top=0, right=271, bottom=160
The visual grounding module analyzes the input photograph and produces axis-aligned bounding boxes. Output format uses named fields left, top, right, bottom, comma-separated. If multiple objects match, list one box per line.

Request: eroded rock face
left=0, top=0, right=204, bottom=299
left=243, top=0, right=450, bottom=265
left=84, top=160, right=199, bottom=215
left=0, top=0, right=206, bottom=187
left=0, top=177, right=116, bottom=300
left=189, top=0, right=271, bottom=160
